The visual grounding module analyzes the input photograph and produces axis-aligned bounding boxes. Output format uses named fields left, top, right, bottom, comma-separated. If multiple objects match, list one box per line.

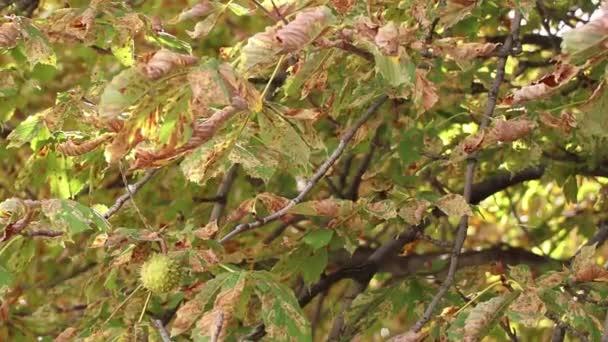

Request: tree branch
left=407, top=10, right=523, bottom=334
left=208, top=165, right=238, bottom=224
left=151, top=318, right=172, bottom=342
left=103, top=169, right=158, bottom=220
left=219, top=95, right=388, bottom=243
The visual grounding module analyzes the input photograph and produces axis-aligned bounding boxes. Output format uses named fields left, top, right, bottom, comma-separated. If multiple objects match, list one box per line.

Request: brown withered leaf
left=487, top=118, right=535, bottom=143
left=226, top=198, right=256, bottom=223
left=173, top=1, right=215, bottom=23
left=56, top=133, right=113, bottom=156
left=389, top=330, right=427, bottom=342
left=502, top=63, right=578, bottom=106
left=331, top=0, right=355, bottom=14
left=218, top=63, right=262, bottom=111
left=302, top=69, right=328, bottom=98
left=571, top=245, right=608, bottom=282
left=440, top=0, right=477, bottom=28
left=185, top=104, right=243, bottom=150
left=194, top=220, right=219, bottom=240
left=138, top=49, right=198, bottom=80
left=375, top=21, right=400, bottom=56
left=435, top=193, right=472, bottom=217
left=282, top=108, right=322, bottom=121
left=0, top=22, right=21, bottom=48
left=54, top=327, right=77, bottom=342
left=240, top=25, right=282, bottom=72
left=188, top=69, right=230, bottom=118
left=409, top=2, right=432, bottom=28
left=257, top=192, right=289, bottom=213
left=171, top=299, right=204, bottom=336
left=398, top=200, right=431, bottom=225
left=462, top=131, right=485, bottom=154
left=539, top=111, right=576, bottom=134
left=274, top=6, right=335, bottom=53
left=194, top=279, right=245, bottom=341
left=353, top=16, right=379, bottom=40
left=434, top=38, right=499, bottom=66
left=413, top=69, right=439, bottom=115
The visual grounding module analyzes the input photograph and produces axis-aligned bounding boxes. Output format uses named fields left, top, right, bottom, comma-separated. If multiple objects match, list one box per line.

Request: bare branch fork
left=219, top=95, right=389, bottom=243
left=404, top=10, right=523, bottom=335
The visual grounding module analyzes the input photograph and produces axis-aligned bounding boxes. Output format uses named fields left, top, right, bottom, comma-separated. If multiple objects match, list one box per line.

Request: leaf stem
left=138, top=290, right=152, bottom=323
left=102, top=285, right=143, bottom=325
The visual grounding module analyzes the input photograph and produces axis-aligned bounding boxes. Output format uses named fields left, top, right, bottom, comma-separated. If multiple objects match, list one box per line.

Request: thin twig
left=209, top=165, right=238, bottom=224
left=151, top=318, right=172, bottom=342
left=535, top=1, right=561, bottom=52
left=25, top=229, right=63, bottom=238
left=499, top=319, right=519, bottom=342
left=219, top=95, right=388, bottom=243
left=249, top=0, right=288, bottom=24
left=346, top=128, right=381, bottom=200
left=119, top=163, right=152, bottom=229
left=103, top=169, right=158, bottom=220
left=504, top=188, right=533, bottom=243
left=406, top=10, right=523, bottom=334
left=211, top=311, right=225, bottom=342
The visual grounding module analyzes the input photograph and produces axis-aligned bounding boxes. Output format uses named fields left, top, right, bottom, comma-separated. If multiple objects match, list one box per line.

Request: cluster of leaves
left=2, top=0, right=608, bottom=341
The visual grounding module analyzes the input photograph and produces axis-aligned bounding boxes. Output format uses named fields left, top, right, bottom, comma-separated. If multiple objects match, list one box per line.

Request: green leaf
left=563, top=176, right=578, bottom=204
left=0, top=265, right=14, bottom=289
left=302, top=229, right=334, bottom=250
left=147, top=31, right=193, bottom=54
left=7, top=113, right=49, bottom=148
left=463, top=291, right=521, bottom=341
left=226, top=2, right=250, bottom=16
left=111, top=37, right=135, bottom=67
left=99, top=68, right=149, bottom=118
left=252, top=271, right=312, bottom=342
left=272, top=246, right=326, bottom=286
left=21, top=23, right=56, bottom=67
left=258, top=111, right=311, bottom=175
left=398, top=129, right=423, bottom=165
left=374, top=51, right=415, bottom=87
left=229, top=136, right=278, bottom=183
left=344, top=279, right=425, bottom=338
left=40, top=199, right=110, bottom=236
left=180, top=138, right=232, bottom=185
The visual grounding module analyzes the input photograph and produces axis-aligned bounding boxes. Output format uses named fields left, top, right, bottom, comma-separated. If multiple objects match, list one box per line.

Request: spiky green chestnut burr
left=139, top=254, right=181, bottom=294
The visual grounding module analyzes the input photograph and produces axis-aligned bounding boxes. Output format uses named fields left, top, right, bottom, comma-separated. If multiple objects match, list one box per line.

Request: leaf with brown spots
left=571, top=245, right=608, bottom=282
left=435, top=193, right=472, bottom=217
left=289, top=198, right=354, bottom=217
left=397, top=200, right=431, bottom=225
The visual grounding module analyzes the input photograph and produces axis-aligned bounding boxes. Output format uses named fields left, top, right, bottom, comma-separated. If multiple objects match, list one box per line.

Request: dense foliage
left=2, top=0, right=608, bottom=341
